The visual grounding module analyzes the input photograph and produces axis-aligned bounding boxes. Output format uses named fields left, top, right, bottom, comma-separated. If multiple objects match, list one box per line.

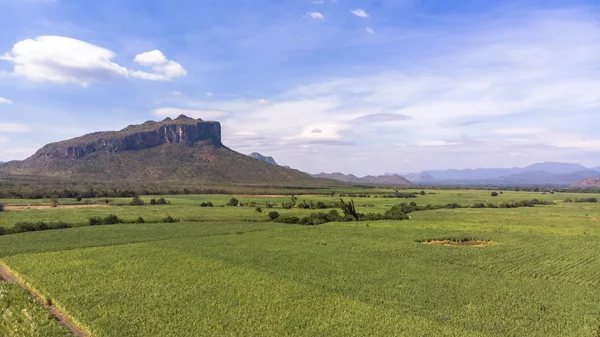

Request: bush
left=255, top=207, right=262, bottom=213
left=491, top=192, right=499, bottom=197
left=575, top=197, right=598, bottom=203
left=163, top=216, right=177, bottom=223
left=89, top=215, right=120, bottom=226
left=130, top=196, right=145, bottom=206
left=420, top=190, right=426, bottom=196
left=136, top=217, right=145, bottom=224
left=268, top=211, right=280, bottom=220
left=76, top=196, right=83, bottom=202
left=157, top=197, right=168, bottom=205
left=150, top=199, right=157, bottom=205
left=227, top=197, right=239, bottom=206
left=0, top=203, right=4, bottom=212
left=12, top=221, right=71, bottom=233
left=0, top=227, right=5, bottom=236
left=200, top=201, right=214, bottom=207
left=274, top=216, right=300, bottom=224
left=299, top=213, right=331, bottom=226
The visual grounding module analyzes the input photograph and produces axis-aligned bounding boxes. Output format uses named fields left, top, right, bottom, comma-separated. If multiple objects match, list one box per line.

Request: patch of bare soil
left=5, top=204, right=110, bottom=211
left=422, top=239, right=498, bottom=247
left=587, top=215, right=599, bottom=220
left=0, top=265, right=90, bottom=337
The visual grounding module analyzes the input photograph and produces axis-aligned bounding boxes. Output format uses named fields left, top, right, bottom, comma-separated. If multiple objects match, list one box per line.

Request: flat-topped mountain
left=0, top=115, right=340, bottom=186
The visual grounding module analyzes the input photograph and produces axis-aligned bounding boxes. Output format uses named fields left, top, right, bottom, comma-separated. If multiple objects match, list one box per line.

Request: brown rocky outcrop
left=34, top=115, right=221, bottom=160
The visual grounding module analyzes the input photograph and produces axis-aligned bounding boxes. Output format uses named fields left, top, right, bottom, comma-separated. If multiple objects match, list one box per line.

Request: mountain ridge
left=0, top=116, right=342, bottom=187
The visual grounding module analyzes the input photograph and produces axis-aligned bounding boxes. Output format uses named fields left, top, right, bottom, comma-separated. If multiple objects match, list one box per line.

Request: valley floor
left=0, top=190, right=599, bottom=336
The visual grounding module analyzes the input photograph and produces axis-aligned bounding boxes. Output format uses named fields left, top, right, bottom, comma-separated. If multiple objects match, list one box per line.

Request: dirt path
left=0, top=264, right=90, bottom=337
left=5, top=204, right=110, bottom=211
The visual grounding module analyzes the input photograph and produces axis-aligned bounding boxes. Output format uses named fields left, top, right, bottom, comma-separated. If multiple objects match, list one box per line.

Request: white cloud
left=171, top=91, right=182, bottom=96
left=0, top=36, right=187, bottom=86
left=0, top=97, right=12, bottom=104
left=492, top=128, right=545, bottom=136
left=0, top=123, right=30, bottom=132
left=306, top=12, right=324, bottom=20
left=132, top=50, right=187, bottom=80
left=151, top=107, right=228, bottom=120
left=365, top=27, right=375, bottom=34
left=351, top=9, right=369, bottom=18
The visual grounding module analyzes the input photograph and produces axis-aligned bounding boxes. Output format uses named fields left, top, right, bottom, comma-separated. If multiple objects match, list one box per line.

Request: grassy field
left=0, top=189, right=599, bottom=336
left=0, top=282, right=73, bottom=337
left=1, top=189, right=598, bottom=229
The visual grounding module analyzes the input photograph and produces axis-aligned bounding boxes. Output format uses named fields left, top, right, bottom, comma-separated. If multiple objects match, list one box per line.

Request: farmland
left=0, top=189, right=599, bottom=336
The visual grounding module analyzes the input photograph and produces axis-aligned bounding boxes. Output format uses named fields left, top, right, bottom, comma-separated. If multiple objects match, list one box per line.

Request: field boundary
left=0, top=262, right=91, bottom=337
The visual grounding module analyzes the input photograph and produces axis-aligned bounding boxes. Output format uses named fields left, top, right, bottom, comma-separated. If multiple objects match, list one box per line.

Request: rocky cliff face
left=34, top=116, right=221, bottom=160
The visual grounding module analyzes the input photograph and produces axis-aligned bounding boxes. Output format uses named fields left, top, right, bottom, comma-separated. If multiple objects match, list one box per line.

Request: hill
left=572, top=177, right=600, bottom=188
left=0, top=115, right=340, bottom=187
left=249, top=152, right=278, bottom=165
left=314, top=172, right=411, bottom=186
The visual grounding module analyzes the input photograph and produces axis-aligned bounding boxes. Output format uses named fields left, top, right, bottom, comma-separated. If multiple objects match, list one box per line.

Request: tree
left=227, top=197, right=239, bottom=206
left=339, top=199, right=359, bottom=221
left=420, top=190, right=426, bottom=196
left=130, top=195, right=145, bottom=206
left=268, top=211, right=280, bottom=220
left=491, top=192, right=499, bottom=197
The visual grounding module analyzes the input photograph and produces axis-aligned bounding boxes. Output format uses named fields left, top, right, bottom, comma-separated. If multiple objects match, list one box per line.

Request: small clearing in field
left=5, top=204, right=110, bottom=211
left=421, top=239, right=498, bottom=247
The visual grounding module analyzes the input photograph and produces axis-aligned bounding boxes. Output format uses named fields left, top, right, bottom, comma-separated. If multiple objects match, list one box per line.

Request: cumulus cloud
left=132, top=50, right=187, bottom=80
left=351, top=9, right=369, bottom=18
left=306, top=12, right=324, bottom=20
left=0, top=36, right=187, bottom=86
left=0, top=97, right=12, bottom=104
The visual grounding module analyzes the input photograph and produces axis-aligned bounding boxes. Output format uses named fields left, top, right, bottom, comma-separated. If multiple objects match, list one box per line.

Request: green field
left=0, top=282, right=73, bottom=337
left=0, top=190, right=599, bottom=336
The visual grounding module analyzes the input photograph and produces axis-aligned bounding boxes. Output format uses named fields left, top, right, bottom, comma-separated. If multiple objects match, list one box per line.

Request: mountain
left=313, top=173, right=411, bottom=186
left=573, top=177, right=600, bottom=188
left=521, top=162, right=588, bottom=174
left=249, top=152, right=278, bottom=165
left=411, top=162, right=600, bottom=186
left=313, top=172, right=361, bottom=183
left=0, top=115, right=341, bottom=187
left=403, top=172, right=436, bottom=184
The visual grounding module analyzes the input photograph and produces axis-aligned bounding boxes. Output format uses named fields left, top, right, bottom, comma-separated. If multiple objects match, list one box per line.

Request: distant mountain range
left=405, top=162, right=600, bottom=186
left=313, top=172, right=412, bottom=186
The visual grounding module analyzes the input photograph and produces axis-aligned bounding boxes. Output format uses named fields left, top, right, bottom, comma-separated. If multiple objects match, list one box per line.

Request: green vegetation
left=0, top=189, right=599, bottom=336
left=0, top=282, right=72, bottom=337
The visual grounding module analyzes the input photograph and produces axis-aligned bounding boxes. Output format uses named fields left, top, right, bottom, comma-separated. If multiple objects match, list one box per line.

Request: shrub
left=420, top=190, right=426, bottom=196
left=163, top=216, right=177, bottom=223
left=150, top=199, right=157, bottom=205
left=491, top=192, right=499, bottom=197
left=255, top=207, right=262, bottom=213
left=265, top=202, right=274, bottom=208
left=89, top=216, right=103, bottom=226
left=136, top=217, right=145, bottom=224
left=327, top=210, right=341, bottom=221
left=299, top=213, right=330, bottom=226
left=103, top=215, right=120, bottom=225
left=274, top=216, right=300, bottom=224
left=268, top=211, right=280, bottom=220
left=248, top=202, right=257, bottom=208
left=384, top=206, right=409, bottom=220
left=0, top=227, right=5, bottom=236
left=575, top=198, right=598, bottom=203
left=76, top=196, right=83, bottom=202
left=227, top=198, right=239, bottom=206
left=130, top=196, right=145, bottom=206
left=409, top=201, right=417, bottom=207
left=157, top=197, right=168, bottom=205
left=200, top=201, right=214, bottom=207
left=0, top=203, right=4, bottom=212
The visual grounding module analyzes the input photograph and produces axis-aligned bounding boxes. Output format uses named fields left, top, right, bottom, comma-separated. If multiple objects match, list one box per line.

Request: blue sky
left=1, top=0, right=600, bottom=175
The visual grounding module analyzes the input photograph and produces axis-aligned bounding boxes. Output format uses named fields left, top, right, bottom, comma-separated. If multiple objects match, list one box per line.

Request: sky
left=1, top=0, right=600, bottom=176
